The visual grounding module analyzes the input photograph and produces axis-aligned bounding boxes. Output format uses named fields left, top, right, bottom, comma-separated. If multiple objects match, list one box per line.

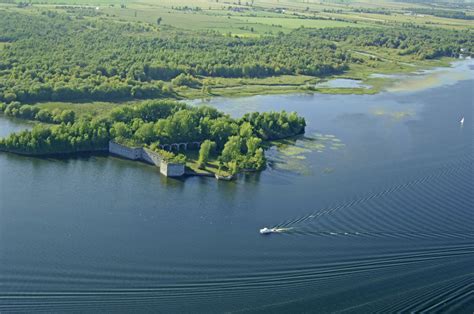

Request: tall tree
left=198, top=140, right=216, bottom=168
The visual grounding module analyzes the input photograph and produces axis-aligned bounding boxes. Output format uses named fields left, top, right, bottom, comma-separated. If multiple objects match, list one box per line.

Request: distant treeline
left=395, top=0, right=471, bottom=9
left=353, top=8, right=391, bottom=15
left=309, top=27, right=473, bottom=59
left=0, top=11, right=472, bottom=103
left=407, top=8, right=474, bottom=20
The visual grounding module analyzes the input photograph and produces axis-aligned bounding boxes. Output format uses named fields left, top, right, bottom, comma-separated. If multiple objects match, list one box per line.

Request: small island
left=0, top=100, right=305, bottom=179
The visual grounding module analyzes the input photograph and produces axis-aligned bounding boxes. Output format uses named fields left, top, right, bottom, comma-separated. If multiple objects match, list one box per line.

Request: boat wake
left=269, top=157, right=474, bottom=240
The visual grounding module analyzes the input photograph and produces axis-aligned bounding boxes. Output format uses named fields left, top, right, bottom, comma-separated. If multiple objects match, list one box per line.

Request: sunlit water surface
left=0, top=60, right=473, bottom=313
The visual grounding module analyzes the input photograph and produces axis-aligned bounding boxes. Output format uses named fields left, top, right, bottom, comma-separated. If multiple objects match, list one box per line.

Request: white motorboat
left=460, top=117, right=464, bottom=126
left=260, top=227, right=292, bottom=234
left=260, top=227, right=276, bottom=234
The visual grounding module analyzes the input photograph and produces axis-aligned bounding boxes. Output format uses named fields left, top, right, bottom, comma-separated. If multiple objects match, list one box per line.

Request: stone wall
left=109, top=141, right=184, bottom=177
left=141, top=148, right=163, bottom=166
left=109, top=141, right=142, bottom=160
left=160, top=161, right=185, bottom=177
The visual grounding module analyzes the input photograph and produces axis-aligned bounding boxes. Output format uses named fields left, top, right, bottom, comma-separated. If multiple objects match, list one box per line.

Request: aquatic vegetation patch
left=276, top=145, right=312, bottom=157
left=383, top=62, right=472, bottom=93
left=269, top=156, right=313, bottom=176
left=372, top=109, right=414, bottom=121
left=268, top=132, right=345, bottom=175
left=323, top=167, right=335, bottom=174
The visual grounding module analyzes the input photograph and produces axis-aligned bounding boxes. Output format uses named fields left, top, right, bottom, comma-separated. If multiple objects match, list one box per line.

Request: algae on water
left=268, top=132, right=345, bottom=175
left=372, top=108, right=414, bottom=121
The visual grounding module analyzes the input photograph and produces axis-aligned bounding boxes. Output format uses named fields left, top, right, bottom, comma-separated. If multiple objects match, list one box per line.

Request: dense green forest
left=0, top=100, right=305, bottom=173
left=0, top=119, right=110, bottom=154
left=0, top=11, right=346, bottom=103
left=0, top=10, right=472, bottom=103
left=306, top=27, right=473, bottom=59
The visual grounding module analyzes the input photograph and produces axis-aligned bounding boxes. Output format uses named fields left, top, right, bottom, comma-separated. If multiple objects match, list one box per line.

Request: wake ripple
left=273, top=157, right=473, bottom=240
left=1, top=245, right=472, bottom=312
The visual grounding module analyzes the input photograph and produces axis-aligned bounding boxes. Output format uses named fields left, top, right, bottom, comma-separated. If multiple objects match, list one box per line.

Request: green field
left=8, top=0, right=472, bottom=36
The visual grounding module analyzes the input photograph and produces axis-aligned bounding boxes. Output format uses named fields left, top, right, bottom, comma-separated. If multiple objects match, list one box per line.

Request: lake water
left=0, top=60, right=473, bottom=312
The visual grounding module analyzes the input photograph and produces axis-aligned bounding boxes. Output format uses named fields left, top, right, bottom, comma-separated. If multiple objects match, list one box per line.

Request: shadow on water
left=40, top=151, right=109, bottom=163
left=242, top=171, right=262, bottom=184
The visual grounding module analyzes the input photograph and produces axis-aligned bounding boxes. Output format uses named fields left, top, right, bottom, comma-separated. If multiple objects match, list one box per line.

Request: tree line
left=0, top=119, right=109, bottom=155
left=406, top=8, right=474, bottom=20
left=306, top=26, right=473, bottom=60
left=0, top=102, right=75, bottom=124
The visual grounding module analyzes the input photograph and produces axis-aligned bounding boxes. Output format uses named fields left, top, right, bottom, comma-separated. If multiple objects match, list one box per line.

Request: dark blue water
left=0, top=62, right=473, bottom=312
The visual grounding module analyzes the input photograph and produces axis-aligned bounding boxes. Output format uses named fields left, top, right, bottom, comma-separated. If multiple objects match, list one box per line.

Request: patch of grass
left=232, top=15, right=368, bottom=30
left=178, top=84, right=308, bottom=99
left=183, top=150, right=229, bottom=176
left=202, top=75, right=318, bottom=87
